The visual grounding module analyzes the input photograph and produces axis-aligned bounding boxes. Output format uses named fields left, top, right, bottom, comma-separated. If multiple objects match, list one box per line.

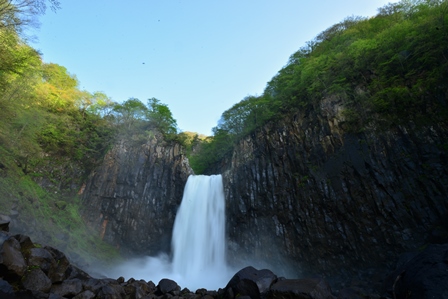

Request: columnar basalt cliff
left=220, top=97, right=448, bottom=284
left=80, top=134, right=193, bottom=256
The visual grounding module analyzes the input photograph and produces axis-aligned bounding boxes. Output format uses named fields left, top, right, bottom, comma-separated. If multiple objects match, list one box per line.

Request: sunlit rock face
left=80, top=134, right=193, bottom=256
left=219, top=97, right=448, bottom=283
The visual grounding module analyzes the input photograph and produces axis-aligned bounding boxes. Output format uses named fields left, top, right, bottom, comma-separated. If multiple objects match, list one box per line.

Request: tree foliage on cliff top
left=0, top=2, right=183, bottom=265
left=190, top=0, right=448, bottom=174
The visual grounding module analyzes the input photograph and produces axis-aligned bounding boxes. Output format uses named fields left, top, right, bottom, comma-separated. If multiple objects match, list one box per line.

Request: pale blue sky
left=31, top=0, right=392, bottom=135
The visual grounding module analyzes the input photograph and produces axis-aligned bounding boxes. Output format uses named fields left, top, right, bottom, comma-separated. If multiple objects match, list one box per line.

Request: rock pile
left=0, top=220, right=339, bottom=299
left=2, top=218, right=448, bottom=299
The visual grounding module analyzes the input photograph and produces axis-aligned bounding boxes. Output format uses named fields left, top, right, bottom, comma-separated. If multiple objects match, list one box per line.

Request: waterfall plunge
left=172, top=174, right=227, bottom=279
left=108, top=174, right=233, bottom=291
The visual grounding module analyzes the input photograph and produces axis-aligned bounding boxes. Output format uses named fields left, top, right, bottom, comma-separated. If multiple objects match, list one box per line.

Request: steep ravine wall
left=220, top=98, right=448, bottom=285
left=80, top=135, right=193, bottom=256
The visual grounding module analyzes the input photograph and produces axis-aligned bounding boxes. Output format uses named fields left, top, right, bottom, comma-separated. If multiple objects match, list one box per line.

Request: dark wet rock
left=224, top=266, right=278, bottom=299
left=27, top=247, right=56, bottom=274
left=0, top=215, right=10, bottom=232
left=14, top=234, right=35, bottom=250
left=383, top=243, right=448, bottom=299
left=83, top=278, right=112, bottom=293
left=73, top=290, right=95, bottom=299
left=65, top=264, right=91, bottom=281
left=127, top=280, right=154, bottom=297
left=48, top=293, right=68, bottom=299
left=44, top=246, right=71, bottom=283
left=97, top=283, right=126, bottom=299
left=0, top=236, right=27, bottom=278
left=73, top=291, right=95, bottom=299
left=267, top=278, right=335, bottom=299
left=157, top=278, right=181, bottom=295
left=22, top=268, right=52, bottom=293
left=50, top=278, right=83, bottom=297
left=0, top=278, right=15, bottom=299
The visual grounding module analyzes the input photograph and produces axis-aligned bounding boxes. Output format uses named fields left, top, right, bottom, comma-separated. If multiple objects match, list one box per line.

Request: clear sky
left=30, top=0, right=392, bottom=136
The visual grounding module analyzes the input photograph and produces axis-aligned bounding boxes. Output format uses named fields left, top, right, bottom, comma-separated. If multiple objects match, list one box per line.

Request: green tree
left=146, top=97, right=178, bottom=137
left=0, top=0, right=60, bottom=31
left=112, top=97, right=148, bottom=129
left=34, top=63, right=83, bottom=112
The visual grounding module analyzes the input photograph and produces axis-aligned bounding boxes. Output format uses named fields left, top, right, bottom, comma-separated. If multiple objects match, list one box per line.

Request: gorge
left=79, top=100, right=448, bottom=293
left=1, top=1, right=448, bottom=298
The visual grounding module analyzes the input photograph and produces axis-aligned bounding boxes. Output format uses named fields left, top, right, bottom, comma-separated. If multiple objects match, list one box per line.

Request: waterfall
left=107, top=174, right=233, bottom=291
left=172, top=174, right=227, bottom=279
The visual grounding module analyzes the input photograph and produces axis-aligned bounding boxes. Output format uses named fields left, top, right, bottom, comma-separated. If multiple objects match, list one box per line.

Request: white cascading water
left=107, top=174, right=233, bottom=291
left=171, top=174, right=229, bottom=289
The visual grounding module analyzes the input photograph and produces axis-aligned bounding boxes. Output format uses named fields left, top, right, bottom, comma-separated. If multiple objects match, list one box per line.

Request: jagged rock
left=123, top=280, right=150, bottom=298
left=126, top=280, right=154, bottom=297
left=44, top=246, right=71, bottom=283
left=50, top=278, right=83, bottom=297
left=267, top=278, right=335, bottom=299
left=0, top=215, right=10, bottom=232
left=224, top=266, right=278, bottom=299
left=0, top=236, right=27, bottom=278
left=157, top=278, right=181, bottom=295
left=97, top=283, right=126, bottom=299
left=21, top=268, right=52, bottom=293
left=0, top=278, right=15, bottom=299
left=15, top=234, right=35, bottom=251
left=383, top=243, right=448, bottom=299
left=27, top=247, right=56, bottom=274
left=65, top=264, right=91, bottom=281
left=73, top=290, right=95, bottom=299
left=48, top=293, right=67, bottom=299
left=83, top=278, right=116, bottom=293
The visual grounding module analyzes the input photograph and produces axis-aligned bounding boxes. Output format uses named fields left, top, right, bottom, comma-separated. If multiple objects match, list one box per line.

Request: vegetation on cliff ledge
left=190, top=0, right=448, bottom=174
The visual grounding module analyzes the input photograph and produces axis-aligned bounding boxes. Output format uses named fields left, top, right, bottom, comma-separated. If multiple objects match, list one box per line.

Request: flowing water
left=108, top=174, right=233, bottom=290
left=172, top=174, right=227, bottom=283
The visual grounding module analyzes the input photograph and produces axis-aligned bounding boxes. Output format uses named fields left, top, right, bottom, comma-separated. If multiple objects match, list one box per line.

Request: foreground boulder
left=224, top=266, right=278, bottom=299
left=383, top=243, right=448, bottom=299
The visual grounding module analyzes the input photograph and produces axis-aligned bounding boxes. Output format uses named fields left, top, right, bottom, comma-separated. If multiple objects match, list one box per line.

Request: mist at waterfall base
left=107, top=175, right=236, bottom=291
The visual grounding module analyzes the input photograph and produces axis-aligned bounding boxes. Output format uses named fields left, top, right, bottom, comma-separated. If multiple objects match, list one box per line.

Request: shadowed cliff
left=80, top=132, right=193, bottom=256
left=219, top=98, right=448, bottom=288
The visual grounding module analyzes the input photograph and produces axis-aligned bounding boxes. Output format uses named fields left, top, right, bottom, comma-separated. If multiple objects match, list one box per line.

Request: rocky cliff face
left=80, top=134, right=193, bottom=256
left=220, top=97, right=448, bottom=285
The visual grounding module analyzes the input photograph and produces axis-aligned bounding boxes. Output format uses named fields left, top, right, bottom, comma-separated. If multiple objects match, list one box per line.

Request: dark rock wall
left=221, top=97, right=448, bottom=282
left=80, top=136, right=193, bottom=256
